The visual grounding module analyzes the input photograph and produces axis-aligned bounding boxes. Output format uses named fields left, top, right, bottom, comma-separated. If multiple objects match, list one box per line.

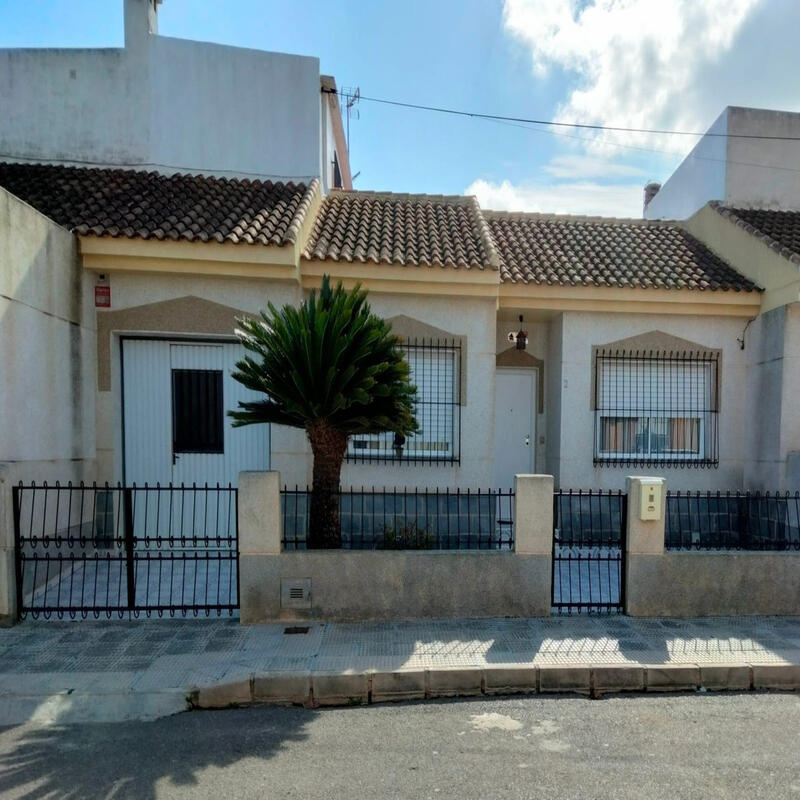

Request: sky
left=1, top=0, right=799, bottom=217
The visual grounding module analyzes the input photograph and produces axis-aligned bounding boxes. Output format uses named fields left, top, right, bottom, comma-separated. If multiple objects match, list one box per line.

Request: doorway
left=493, top=368, right=537, bottom=489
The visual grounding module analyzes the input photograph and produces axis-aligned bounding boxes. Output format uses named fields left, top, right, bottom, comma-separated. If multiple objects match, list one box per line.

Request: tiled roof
left=0, top=162, right=318, bottom=246
left=486, top=211, right=758, bottom=291
left=713, top=204, right=800, bottom=265
left=303, top=190, right=500, bottom=269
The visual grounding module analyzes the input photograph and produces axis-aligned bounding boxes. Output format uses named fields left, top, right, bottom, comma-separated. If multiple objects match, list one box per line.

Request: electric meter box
left=638, top=479, right=662, bottom=521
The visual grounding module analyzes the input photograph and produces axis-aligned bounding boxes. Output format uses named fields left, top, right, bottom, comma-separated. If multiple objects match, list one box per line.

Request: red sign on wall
left=95, top=284, right=111, bottom=308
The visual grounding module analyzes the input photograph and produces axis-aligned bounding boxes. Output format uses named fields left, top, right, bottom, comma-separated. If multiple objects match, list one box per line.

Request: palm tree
left=229, top=275, right=417, bottom=548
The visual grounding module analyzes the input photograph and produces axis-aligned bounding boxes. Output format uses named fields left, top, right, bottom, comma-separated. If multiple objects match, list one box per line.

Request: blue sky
left=1, top=0, right=799, bottom=216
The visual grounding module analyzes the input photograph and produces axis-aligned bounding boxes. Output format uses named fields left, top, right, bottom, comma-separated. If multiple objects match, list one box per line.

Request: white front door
left=122, top=339, right=270, bottom=487
left=493, top=369, right=536, bottom=489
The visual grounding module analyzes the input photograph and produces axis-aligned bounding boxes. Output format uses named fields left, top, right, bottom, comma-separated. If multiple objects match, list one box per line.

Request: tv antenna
left=342, top=86, right=360, bottom=155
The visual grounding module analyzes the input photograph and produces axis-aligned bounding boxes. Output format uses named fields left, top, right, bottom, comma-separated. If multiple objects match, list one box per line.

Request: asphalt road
left=0, top=693, right=798, bottom=799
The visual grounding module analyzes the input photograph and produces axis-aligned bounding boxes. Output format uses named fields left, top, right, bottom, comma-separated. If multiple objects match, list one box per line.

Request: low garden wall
left=626, top=483, right=800, bottom=617
left=239, top=472, right=800, bottom=623
left=240, top=551, right=551, bottom=622
left=238, top=472, right=553, bottom=623
left=626, top=552, right=800, bottom=617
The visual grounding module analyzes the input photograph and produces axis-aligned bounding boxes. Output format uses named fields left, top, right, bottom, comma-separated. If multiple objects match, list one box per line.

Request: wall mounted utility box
left=638, top=479, right=662, bottom=520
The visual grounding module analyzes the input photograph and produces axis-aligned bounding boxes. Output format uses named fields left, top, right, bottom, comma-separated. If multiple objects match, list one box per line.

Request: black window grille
left=172, top=369, right=224, bottom=454
left=348, top=338, right=462, bottom=465
left=593, top=349, right=719, bottom=468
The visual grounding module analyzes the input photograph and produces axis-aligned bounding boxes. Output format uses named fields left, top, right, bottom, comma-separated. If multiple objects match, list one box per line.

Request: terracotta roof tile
left=713, top=204, right=800, bottom=265
left=0, top=162, right=317, bottom=247
left=486, top=211, right=758, bottom=292
left=303, top=190, right=500, bottom=270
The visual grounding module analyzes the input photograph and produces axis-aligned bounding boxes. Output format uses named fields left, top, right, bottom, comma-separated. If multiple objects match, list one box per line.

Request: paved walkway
left=2, top=615, right=799, bottom=724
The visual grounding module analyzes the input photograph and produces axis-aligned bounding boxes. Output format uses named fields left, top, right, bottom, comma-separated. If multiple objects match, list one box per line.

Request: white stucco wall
left=644, top=109, right=728, bottom=220
left=148, top=36, right=320, bottom=181
left=545, top=315, right=563, bottom=482
left=645, top=106, right=800, bottom=220
left=0, top=0, right=323, bottom=184
left=553, top=311, right=750, bottom=491
left=97, top=272, right=499, bottom=490
left=744, top=304, right=800, bottom=491
left=725, top=107, right=800, bottom=211
left=0, top=188, right=96, bottom=479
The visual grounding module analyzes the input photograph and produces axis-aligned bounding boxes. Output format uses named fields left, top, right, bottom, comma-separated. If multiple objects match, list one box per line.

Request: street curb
left=189, top=661, right=800, bottom=709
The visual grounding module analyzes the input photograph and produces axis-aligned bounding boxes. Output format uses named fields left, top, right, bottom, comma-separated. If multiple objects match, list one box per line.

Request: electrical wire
left=325, top=88, right=800, bottom=142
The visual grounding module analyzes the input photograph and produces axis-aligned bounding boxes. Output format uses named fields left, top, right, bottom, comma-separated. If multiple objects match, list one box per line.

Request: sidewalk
left=1, top=615, right=799, bottom=724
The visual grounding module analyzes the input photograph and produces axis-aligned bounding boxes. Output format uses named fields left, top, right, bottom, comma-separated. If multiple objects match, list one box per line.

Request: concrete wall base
left=239, top=551, right=552, bottom=623
left=627, top=552, right=800, bottom=617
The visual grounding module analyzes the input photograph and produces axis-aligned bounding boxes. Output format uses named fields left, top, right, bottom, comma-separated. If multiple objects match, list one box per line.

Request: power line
left=478, top=115, right=800, bottom=176
left=324, top=88, right=800, bottom=142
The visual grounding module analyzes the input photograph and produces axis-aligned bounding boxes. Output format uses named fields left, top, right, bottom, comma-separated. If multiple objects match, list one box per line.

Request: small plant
left=378, top=521, right=435, bottom=550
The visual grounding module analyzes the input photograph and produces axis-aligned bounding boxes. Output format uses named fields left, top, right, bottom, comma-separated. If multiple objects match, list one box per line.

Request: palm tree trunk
left=306, top=421, right=348, bottom=548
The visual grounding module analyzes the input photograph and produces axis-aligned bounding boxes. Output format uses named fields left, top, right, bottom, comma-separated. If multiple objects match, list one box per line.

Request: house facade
left=0, top=161, right=768, bottom=500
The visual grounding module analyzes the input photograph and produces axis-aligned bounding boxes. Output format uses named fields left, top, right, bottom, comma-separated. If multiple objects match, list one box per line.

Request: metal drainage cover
left=284, top=626, right=310, bottom=635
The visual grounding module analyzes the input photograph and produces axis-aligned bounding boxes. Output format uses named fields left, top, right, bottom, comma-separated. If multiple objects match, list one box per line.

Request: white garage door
left=122, top=339, right=270, bottom=487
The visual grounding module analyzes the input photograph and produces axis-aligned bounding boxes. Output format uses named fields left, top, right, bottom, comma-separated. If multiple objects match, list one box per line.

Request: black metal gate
left=552, top=489, right=627, bottom=614
left=13, top=482, right=238, bottom=619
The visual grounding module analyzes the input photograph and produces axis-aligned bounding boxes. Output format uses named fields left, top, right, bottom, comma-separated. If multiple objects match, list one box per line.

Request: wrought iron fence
left=13, top=482, right=239, bottom=619
left=281, top=486, right=514, bottom=550
left=665, top=491, right=800, bottom=550
left=552, top=490, right=627, bottom=614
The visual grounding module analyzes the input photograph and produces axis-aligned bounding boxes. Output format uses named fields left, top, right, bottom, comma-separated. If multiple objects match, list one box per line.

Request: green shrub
left=378, top=521, right=435, bottom=550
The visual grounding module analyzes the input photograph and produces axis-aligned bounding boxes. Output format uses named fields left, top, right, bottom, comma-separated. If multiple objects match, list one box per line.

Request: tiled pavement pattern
left=2, top=615, right=799, bottom=723
left=3, top=615, right=800, bottom=685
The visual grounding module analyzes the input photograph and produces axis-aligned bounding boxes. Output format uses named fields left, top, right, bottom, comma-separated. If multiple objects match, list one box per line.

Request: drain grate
left=284, top=626, right=310, bottom=635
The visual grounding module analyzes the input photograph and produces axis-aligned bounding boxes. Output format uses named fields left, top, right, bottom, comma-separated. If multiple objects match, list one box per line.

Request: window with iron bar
left=348, top=338, right=462, bottom=464
left=593, top=349, right=719, bottom=467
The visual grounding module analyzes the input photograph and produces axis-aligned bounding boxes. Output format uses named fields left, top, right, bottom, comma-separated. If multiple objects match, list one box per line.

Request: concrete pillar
left=0, top=465, right=18, bottom=626
left=238, top=471, right=282, bottom=625
left=514, top=474, right=554, bottom=555
left=238, top=471, right=282, bottom=556
left=625, top=476, right=667, bottom=616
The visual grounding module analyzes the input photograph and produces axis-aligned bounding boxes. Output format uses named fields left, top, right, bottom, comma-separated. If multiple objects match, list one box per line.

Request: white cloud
left=467, top=0, right=800, bottom=218
left=466, top=178, right=644, bottom=217
left=502, top=0, right=761, bottom=153
left=543, top=154, right=646, bottom=179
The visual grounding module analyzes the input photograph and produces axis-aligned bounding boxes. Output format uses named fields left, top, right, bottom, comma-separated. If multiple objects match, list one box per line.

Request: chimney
left=643, top=181, right=661, bottom=214
left=124, top=0, right=160, bottom=50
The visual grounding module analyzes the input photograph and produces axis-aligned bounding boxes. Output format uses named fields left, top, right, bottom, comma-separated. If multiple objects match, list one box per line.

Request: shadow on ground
left=0, top=706, right=311, bottom=800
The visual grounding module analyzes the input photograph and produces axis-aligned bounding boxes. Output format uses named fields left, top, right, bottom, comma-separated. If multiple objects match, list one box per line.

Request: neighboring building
left=683, top=203, right=800, bottom=490
left=644, top=106, right=800, bottom=220
left=0, top=0, right=351, bottom=193
left=0, top=162, right=764, bottom=499
left=639, top=105, right=800, bottom=491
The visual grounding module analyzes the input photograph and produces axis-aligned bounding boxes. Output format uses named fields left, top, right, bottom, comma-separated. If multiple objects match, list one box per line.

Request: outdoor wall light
left=515, top=315, right=528, bottom=351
